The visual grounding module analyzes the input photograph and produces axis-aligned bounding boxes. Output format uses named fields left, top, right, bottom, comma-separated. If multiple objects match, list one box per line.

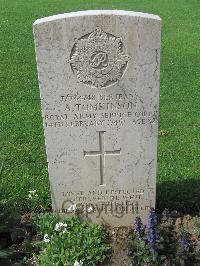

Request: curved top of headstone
left=33, top=10, right=161, bottom=26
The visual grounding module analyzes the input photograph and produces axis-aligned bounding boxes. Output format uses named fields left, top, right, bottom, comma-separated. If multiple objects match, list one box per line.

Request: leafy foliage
left=128, top=212, right=166, bottom=265
left=194, top=221, right=200, bottom=238
left=127, top=209, right=197, bottom=265
left=0, top=195, right=36, bottom=266
left=35, top=214, right=110, bottom=266
left=194, top=221, right=200, bottom=263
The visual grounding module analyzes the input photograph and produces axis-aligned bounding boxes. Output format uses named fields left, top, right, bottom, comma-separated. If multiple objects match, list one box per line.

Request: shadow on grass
left=156, top=178, right=200, bottom=215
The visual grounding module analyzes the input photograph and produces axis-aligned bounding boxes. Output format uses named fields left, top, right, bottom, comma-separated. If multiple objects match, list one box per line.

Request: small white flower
left=29, top=190, right=37, bottom=195
left=43, top=233, right=50, bottom=243
left=62, top=227, right=67, bottom=233
left=54, top=222, right=68, bottom=233
left=74, top=260, right=83, bottom=266
left=28, top=190, right=38, bottom=199
left=54, top=222, right=63, bottom=231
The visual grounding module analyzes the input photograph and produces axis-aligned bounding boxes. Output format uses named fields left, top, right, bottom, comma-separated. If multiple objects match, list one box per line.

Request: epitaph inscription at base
left=33, top=10, right=161, bottom=226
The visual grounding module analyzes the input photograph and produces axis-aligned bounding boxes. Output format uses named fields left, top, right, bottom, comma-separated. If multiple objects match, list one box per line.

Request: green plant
left=128, top=209, right=198, bottom=265
left=0, top=195, right=36, bottom=265
left=194, top=221, right=200, bottom=263
left=175, top=231, right=195, bottom=265
left=128, top=211, right=166, bottom=265
left=194, top=221, right=200, bottom=238
left=35, top=214, right=110, bottom=266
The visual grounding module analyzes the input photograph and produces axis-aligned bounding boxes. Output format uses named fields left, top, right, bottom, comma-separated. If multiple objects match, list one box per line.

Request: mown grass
left=0, top=0, right=199, bottom=212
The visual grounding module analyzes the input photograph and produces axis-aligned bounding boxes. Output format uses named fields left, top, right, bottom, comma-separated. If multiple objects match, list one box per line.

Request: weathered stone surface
left=33, top=10, right=161, bottom=226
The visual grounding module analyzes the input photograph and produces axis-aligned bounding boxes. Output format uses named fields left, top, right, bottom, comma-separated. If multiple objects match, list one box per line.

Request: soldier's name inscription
left=44, top=93, right=158, bottom=128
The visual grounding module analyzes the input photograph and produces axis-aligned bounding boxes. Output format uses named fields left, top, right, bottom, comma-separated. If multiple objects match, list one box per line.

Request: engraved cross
left=83, top=131, right=121, bottom=186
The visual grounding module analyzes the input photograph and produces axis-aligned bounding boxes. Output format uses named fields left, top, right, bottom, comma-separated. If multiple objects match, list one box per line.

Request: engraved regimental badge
left=69, top=28, right=129, bottom=89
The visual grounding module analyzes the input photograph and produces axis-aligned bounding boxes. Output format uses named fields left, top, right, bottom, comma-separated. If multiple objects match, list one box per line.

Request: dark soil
left=103, top=226, right=132, bottom=266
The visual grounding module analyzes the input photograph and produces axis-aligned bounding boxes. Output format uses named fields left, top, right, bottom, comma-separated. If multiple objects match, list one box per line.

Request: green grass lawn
left=0, top=0, right=199, bottom=213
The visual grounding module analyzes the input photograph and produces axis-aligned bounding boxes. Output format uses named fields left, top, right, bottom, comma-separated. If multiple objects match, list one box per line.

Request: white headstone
left=33, top=10, right=161, bottom=226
